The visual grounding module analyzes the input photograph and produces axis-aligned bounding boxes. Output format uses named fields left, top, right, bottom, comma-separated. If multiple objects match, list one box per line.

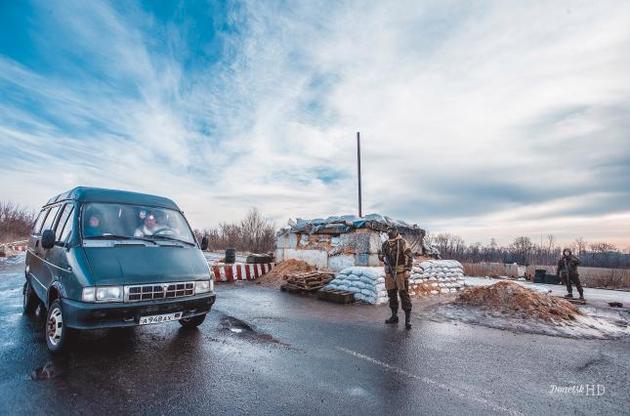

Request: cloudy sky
left=1, top=0, right=629, bottom=247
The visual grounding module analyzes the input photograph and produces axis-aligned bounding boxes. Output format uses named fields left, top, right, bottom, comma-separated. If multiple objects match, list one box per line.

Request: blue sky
left=1, top=0, right=629, bottom=247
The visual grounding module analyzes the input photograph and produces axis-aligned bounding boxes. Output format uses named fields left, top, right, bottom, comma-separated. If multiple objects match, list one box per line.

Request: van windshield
left=81, top=203, right=195, bottom=245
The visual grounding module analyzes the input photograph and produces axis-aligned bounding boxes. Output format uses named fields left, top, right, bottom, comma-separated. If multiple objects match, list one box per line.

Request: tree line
left=425, top=233, right=630, bottom=269
left=2, top=198, right=627, bottom=269
left=193, top=208, right=276, bottom=254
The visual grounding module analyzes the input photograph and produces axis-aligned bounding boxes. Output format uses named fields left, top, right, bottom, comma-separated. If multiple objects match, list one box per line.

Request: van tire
left=45, top=300, right=72, bottom=353
left=179, top=314, right=206, bottom=328
left=23, top=281, right=38, bottom=314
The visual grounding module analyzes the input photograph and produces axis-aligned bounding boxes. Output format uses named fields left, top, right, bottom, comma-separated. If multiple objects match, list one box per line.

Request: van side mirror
left=41, top=230, right=55, bottom=249
left=200, top=236, right=208, bottom=251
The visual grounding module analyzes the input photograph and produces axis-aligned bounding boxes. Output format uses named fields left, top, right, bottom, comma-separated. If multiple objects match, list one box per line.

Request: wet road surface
left=1, top=257, right=629, bottom=415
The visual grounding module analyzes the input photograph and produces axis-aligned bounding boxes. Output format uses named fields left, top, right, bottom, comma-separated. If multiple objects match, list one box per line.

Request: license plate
left=139, top=312, right=183, bottom=325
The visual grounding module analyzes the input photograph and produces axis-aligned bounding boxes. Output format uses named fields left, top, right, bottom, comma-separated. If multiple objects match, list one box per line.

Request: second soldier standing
left=379, top=226, right=413, bottom=330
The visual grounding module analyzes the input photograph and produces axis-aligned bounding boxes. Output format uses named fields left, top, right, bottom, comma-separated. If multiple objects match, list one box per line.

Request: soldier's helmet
left=563, top=248, right=572, bottom=256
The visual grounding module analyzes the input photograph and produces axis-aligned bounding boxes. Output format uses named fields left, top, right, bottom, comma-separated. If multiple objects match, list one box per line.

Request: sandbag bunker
left=324, top=260, right=465, bottom=304
left=275, top=213, right=438, bottom=271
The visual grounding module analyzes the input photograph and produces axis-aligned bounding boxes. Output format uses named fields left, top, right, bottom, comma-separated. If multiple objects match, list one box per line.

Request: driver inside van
left=134, top=212, right=166, bottom=237
left=84, top=211, right=104, bottom=237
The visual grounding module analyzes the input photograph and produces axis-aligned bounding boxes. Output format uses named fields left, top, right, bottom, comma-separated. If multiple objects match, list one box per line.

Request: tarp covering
left=282, top=213, right=424, bottom=235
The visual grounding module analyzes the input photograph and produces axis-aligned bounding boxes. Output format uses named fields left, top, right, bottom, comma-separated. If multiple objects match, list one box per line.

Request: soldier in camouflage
left=378, top=226, right=413, bottom=329
left=557, top=248, right=584, bottom=301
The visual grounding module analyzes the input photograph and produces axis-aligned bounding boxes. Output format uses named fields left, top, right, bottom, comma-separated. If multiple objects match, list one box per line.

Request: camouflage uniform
left=379, top=235, right=413, bottom=313
left=557, top=252, right=583, bottom=298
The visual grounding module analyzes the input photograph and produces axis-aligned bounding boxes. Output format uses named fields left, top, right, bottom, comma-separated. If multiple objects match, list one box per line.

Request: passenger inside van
left=134, top=212, right=167, bottom=237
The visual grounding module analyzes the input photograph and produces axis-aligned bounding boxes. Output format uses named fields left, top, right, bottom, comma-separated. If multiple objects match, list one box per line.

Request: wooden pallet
left=280, top=283, right=325, bottom=294
left=283, top=271, right=334, bottom=292
left=317, top=289, right=355, bottom=304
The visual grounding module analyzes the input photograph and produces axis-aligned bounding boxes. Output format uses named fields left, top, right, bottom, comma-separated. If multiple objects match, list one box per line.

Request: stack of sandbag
left=324, top=267, right=388, bottom=304
left=409, top=259, right=465, bottom=296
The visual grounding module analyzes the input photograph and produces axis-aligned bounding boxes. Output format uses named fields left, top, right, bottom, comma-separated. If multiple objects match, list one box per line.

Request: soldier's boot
left=404, top=310, right=411, bottom=330
left=576, top=279, right=585, bottom=301
left=385, top=308, right=399, bottom=324
left=564, top=293, right=573, bottom=299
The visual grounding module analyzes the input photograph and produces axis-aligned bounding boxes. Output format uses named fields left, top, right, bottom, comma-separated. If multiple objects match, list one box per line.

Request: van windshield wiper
left=84, top=235, right=158, bottom=245
left=147, top=235, right=196, bottom=246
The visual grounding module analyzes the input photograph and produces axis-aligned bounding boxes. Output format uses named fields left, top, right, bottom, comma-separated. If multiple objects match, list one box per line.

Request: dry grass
left=526, top=265, right=630, bottom=289
left=456, top=281, right=581, bottom=321
left=463, top=262, right=520, bottom=278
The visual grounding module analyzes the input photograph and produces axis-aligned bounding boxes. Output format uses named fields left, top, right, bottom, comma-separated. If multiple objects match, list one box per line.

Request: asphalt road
left=1, top=256, right=628, bottom=416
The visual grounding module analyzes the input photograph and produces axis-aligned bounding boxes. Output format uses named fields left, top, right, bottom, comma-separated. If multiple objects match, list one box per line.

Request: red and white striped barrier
left=2, top=241, right=27, bottom=253
left=210, top=262, right=274, bottom=282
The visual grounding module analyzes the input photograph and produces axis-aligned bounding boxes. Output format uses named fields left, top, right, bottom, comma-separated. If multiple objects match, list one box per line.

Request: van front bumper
left=61, top=293, right=216, bottom=330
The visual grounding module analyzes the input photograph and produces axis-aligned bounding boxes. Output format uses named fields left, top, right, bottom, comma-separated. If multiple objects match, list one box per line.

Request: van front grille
left=124, top=282, right=195, bottom=302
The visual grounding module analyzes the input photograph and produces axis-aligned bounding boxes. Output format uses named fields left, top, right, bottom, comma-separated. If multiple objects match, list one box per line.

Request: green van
left=23, top=187, right=216, bottom=352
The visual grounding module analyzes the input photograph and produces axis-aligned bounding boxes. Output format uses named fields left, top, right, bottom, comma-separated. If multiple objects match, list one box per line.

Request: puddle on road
left=31, top=360, right=66, bottom=381
left=219, top=315, right=288, bottom=346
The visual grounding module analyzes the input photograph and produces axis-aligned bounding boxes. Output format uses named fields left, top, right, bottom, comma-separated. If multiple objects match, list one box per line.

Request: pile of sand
left=257, top=259, right=315, bottom=288
left=455, top=281, right=581, bottom=321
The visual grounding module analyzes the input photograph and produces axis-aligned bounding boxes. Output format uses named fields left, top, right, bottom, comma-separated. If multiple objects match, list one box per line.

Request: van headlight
left=82, top=286, right=123, bottom=302
left=195, top=280, right=213, bottom=294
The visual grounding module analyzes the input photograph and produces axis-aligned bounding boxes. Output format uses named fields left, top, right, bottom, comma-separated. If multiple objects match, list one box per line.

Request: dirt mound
left=257, top=259, right=315, bottom=288
left=455, top=281, right=581, bottom=321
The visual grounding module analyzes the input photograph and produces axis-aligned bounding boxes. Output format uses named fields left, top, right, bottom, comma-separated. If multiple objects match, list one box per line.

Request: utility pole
left=357, top=131, right=363, bottom=218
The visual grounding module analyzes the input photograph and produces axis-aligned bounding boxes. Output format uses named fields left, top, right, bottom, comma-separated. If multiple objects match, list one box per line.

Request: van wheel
left=46, top=300, right=71, bottom=353
left=179, top=314, right=206, bottom=328
left=23, top=281, right=38, bottom=314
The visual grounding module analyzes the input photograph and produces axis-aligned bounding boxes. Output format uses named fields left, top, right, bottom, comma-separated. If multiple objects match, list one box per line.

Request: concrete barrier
left=210, top=262, right=274, bottom=282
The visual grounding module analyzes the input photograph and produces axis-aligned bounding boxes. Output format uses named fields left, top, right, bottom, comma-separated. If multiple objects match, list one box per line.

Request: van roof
left=44, top=187, right=180, bottom=210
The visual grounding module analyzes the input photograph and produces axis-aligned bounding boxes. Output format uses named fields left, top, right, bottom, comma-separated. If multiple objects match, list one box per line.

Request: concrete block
left=328, top=255, right=356, bottom=271
left=339, top=232, right=371, bottom=254
left=366, top=254, right=381, bottom=267
left=282, top=248, right=328, bottom=269
left=275, top=233, right=297, bottom=249
left=368, top=232, right=384, bottom=254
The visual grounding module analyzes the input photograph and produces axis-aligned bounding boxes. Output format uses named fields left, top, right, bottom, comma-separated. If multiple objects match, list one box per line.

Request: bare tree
left=198, top=208, right=276, bottom=253
left=511, top=236, right=534, bottom=265
left=589, top=242, right=618, bottom=253
left=574, top=237, right=587, bottom=255
left=0, top=201, right=35, bottom=243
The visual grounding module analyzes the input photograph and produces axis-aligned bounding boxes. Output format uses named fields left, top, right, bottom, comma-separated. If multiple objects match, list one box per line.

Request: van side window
left=32, top=209, right=48, bottom=235
left=56, top=204, right=74, bottom=241
left=41, top=205, right=61, bottom=233
left=60, top=210, right=74, bottom=242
